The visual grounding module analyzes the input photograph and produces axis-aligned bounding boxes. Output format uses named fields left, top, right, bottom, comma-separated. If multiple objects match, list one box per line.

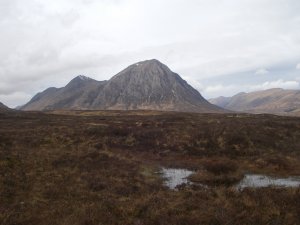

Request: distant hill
left=14, top=104, right=25, bottom=110
left=21, top=59, right=224, bottom=113
left=209, top=88, right=300, bottom=116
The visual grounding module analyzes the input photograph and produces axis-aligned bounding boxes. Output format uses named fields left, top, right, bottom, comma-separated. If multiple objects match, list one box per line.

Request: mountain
left=0, top=102, right=9, bottom=111
left=209, top=88, right=300, bottom=116
left=21, top=59, right=224, bottom=113
left=21, top=75, right=106, bottom=111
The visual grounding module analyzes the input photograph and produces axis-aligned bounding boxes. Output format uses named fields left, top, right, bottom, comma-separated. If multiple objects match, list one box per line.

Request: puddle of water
left=236, top=174, right=300, bottom=189
left=161, top=168, right=300, bottom=190
left=161, top=168, right=194, bottom=189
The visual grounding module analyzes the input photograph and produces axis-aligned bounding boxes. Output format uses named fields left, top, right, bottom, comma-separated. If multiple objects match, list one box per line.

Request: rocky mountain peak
left=65, top=75, right=96, bottom=88
left=131, top=59, right=164, bottom=68
left=112, top=59, right=172, bottom=80
left=77, top=75, right=92, bottom=81
left=69, top=75, right=93, bottom=83
left=21, top=59, right=225, bottom=113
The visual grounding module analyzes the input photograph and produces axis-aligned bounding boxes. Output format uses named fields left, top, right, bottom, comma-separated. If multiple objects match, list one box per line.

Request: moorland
left=1, top=110, right=300, bottom=225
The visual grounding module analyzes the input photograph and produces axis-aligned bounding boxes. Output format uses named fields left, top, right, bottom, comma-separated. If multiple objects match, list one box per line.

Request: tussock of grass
left=189, top=158, right=244, bottom=186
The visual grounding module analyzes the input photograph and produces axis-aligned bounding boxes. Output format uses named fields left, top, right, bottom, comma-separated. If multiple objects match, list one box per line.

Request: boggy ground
left=0, top=110, right=300, bottom=225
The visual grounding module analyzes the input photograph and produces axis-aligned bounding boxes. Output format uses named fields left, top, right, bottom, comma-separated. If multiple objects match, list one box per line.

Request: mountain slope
left=0, top=102, right=9, bottom=111
left=209, top=88, right=300, bottom=115
left=21, top=59, right=224, bottom=113
left=90, top=59, right=221, bottom=112
left=21, top=76, right=107, bottom=110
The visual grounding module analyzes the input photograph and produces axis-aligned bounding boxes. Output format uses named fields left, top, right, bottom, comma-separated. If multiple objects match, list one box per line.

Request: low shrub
left=203, top=158, right=238, bottom=175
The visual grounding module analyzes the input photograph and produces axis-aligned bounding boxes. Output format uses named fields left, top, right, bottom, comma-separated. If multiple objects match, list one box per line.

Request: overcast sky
left=1, top=0, right=300, bottom=107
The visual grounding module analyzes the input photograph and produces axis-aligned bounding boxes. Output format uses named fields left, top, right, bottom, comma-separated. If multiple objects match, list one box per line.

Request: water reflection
left=161, top=168, right=194, bottom=189
left=161, top=168, right=300, bottom=190
left=236, top=174, right=300, bottom=189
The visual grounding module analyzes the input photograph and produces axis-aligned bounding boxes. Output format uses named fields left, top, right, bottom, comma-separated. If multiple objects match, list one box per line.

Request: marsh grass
left=0, top=110, right=300, bottom=224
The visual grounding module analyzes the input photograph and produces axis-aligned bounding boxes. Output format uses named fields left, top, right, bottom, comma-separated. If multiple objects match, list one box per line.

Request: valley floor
left=0, top=110, right=300, bottom=225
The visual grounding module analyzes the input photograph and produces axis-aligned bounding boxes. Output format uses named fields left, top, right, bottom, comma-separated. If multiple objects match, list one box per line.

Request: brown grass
left=0, top=110, right=300, bottom=224
left=189, top=158, right=244, bottom=186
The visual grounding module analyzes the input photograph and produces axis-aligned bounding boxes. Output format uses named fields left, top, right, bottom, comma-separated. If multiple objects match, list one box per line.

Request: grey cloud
left=0, top=92, right=31, bottom=107
left=1, top=0, right=300, bottom=107
left=202, top=79, right=300, bottom=99
left=255, top=69, right=269, bottom=75
left=26, top=46, right=60, bottom=66
left=58, top=10, right=81, bottom=28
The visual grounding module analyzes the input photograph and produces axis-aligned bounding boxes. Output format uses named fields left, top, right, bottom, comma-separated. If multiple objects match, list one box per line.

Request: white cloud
left=250, top=79, right=299, bottom=91
left=296, top=63, right=300, bottom=69
left=255, top=68, right=269, bottom=75
left=0, top=92, right=32, bottom=108
left=203, top=79, right=299, bottom=99
left=202, top=84, right=244, bottom=98
left=204, top=84, right=235, bottom=94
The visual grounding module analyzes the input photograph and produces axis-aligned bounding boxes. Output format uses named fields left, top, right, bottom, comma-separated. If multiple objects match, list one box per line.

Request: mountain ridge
left=21, top=59, right=224, bottom=113
left=209, top=88, right=300, bottom=116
